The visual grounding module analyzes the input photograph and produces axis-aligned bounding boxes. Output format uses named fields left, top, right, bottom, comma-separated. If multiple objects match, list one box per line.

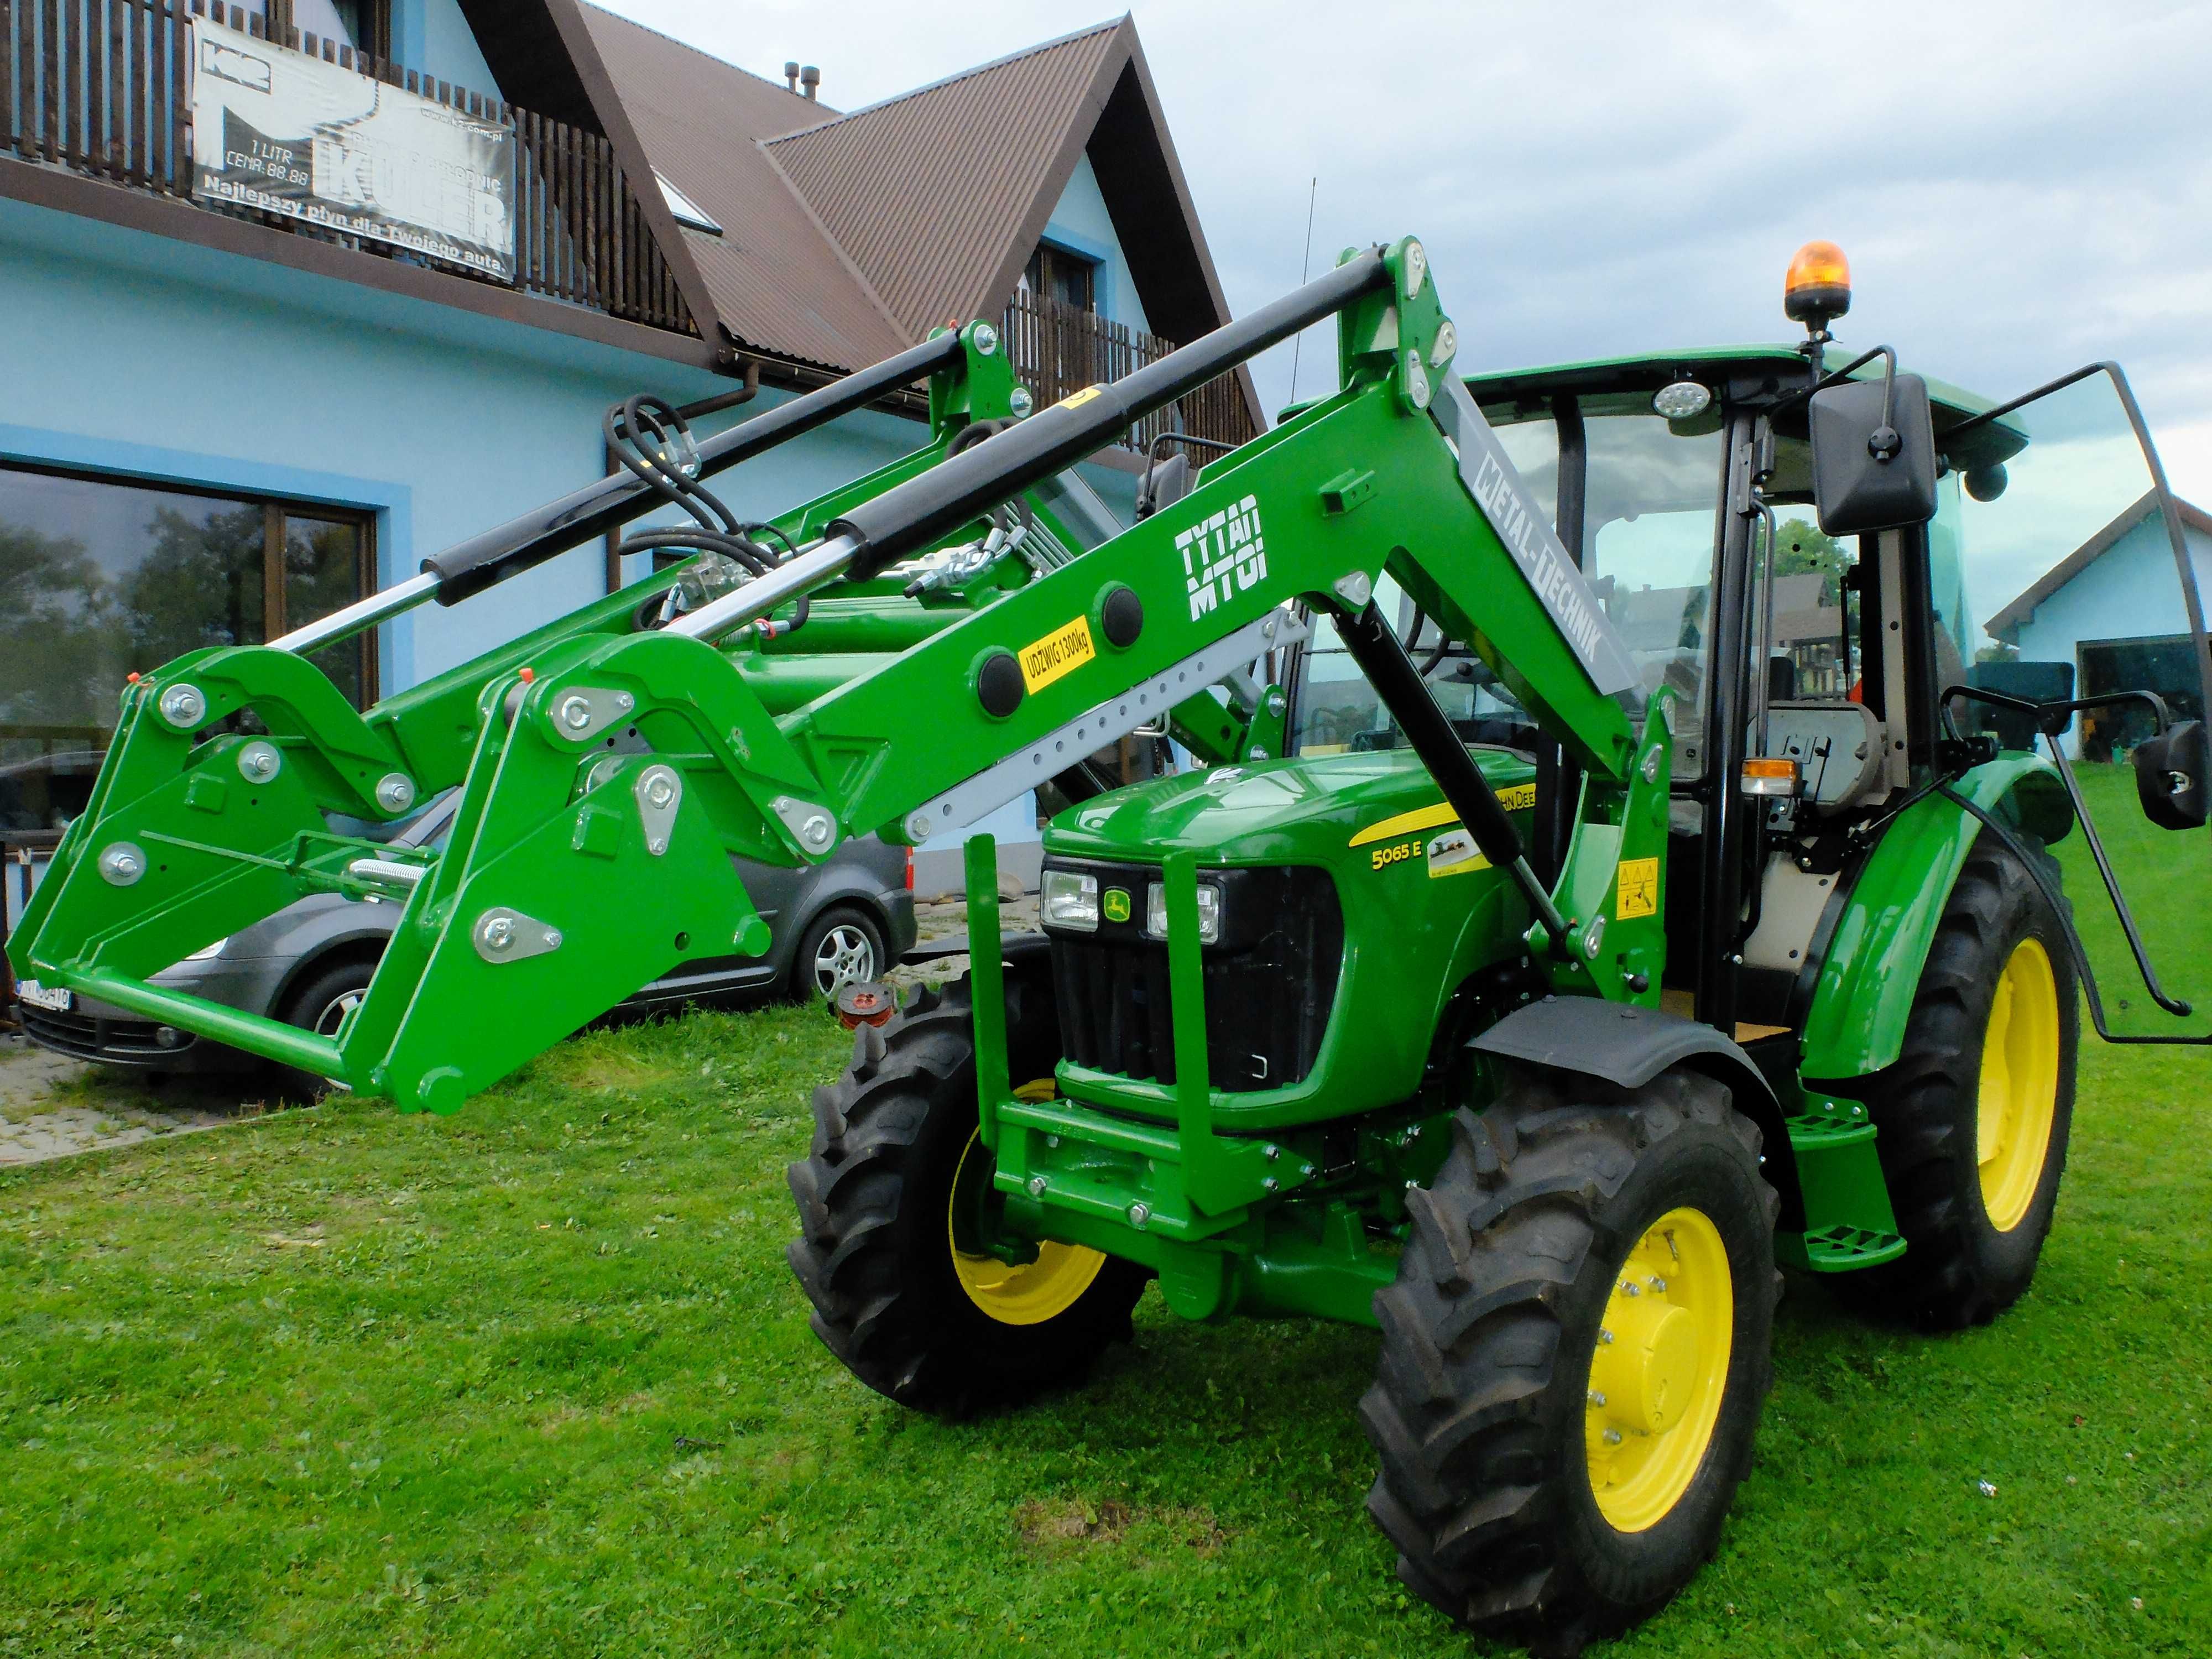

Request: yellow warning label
left=1018, top=614, right=1097, bottom=693
left=1616, top=856, right=1660, bottom=920
left=1058, top=385, right=1104, bottom=410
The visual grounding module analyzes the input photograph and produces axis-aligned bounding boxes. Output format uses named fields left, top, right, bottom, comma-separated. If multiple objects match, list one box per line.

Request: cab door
left=1945, top=363, right=2212, bottom=1040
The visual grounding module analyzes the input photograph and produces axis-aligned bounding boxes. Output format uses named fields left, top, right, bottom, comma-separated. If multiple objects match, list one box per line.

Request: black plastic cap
left=1100, top=586, right=1144, bottom=649
left=977, top=652, right=1025, bottom=718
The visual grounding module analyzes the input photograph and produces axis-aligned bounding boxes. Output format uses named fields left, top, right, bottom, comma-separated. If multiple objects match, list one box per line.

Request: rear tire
left=1361, top=1067, right=1779, bottom=1656
left=786, top=972, right=1148, bottom=1416
left=1839, top=834, right=2077, bottom=1329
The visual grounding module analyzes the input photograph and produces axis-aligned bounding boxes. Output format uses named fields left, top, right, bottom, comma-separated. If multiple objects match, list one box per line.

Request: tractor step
left=1779, top=1097, right=1905, bottom=1272
left=1791, top=1223, right=1908, bottom=1270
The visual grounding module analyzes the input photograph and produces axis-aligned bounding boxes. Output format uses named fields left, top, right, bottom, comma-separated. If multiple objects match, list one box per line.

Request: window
left=1021, top=243, right=1096, bottom=314
left=0, top=465, right=372, bottom=833
left=655, top=173, right=723, bottom=237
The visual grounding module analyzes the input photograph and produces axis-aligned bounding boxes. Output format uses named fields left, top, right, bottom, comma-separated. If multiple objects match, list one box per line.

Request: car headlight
left=1041, top=869, right=1099, bottom=931
left=184, top=937, right=229, bottom=962
left=1145, top=880, right=1222, bottom=945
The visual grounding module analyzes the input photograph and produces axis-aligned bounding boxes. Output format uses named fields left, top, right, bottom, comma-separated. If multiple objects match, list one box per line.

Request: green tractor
left=12, top=235, right=2210, bottom=1652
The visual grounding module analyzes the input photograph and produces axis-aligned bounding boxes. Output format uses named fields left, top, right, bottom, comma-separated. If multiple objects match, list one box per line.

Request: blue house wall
left=2007, top=510, right=2212, bottom=754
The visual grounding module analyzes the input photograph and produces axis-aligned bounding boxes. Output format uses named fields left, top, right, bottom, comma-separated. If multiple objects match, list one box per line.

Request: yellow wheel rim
left=1976, top=936, right=2061, bottom=1233
left=947, top=1081, right=1108, bottom=1326
left=1584, top=1206, right=1734, bottom=1533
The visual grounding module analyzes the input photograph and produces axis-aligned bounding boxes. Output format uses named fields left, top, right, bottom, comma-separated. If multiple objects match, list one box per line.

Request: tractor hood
left=1045, top=748, right=1540, bottom=868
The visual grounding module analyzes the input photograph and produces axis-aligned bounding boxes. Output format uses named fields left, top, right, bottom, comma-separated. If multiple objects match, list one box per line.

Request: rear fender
left=1798, top=755, right=2070, bottom=1081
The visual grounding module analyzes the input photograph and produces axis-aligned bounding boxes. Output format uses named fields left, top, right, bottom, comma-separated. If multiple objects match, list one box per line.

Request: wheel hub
left=1976, top=936, right=2061, bottom=1233
left=1584, top=1206, right=1734, bottom=1532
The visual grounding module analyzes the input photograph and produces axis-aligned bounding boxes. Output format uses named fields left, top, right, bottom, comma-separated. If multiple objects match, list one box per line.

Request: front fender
left=1798, top=755, right=2070, bottom=1081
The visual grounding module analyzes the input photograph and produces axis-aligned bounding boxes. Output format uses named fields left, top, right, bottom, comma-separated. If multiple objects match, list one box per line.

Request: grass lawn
left=2, top=1004, right=2204, bottom=1658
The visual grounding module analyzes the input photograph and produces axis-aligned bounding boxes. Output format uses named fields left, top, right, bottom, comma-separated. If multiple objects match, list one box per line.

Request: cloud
left=592, top=1, right=2212, bottom=494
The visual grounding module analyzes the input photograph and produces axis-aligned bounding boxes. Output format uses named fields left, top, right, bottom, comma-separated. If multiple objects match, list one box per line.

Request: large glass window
left=1289, top=397, right=1726, bottom=776
left=0, top=465, right=372, bottom=833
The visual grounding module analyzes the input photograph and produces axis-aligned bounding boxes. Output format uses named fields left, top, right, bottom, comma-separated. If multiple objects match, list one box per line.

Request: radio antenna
left=1287, top=176, right=1318, bottom=405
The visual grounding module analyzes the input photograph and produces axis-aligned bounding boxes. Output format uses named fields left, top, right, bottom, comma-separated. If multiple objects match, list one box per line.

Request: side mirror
left=1134, top=451, right=1190, bottom=520
left=1810, top=372, right=1938, bottom=536
left=2132, top=718, right=2208, bottom=830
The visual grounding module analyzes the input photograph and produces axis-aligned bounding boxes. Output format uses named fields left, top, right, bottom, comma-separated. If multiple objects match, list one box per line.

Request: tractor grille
left=1042, top=859, right=1343, bottom=1092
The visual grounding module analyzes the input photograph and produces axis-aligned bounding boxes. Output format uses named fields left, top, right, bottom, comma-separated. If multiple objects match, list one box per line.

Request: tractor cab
left=1281, top=251, right=2212, bottom=1055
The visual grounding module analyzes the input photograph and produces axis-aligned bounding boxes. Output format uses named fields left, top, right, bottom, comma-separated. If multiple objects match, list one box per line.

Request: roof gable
left=764, top=23, right=1124, bottom=342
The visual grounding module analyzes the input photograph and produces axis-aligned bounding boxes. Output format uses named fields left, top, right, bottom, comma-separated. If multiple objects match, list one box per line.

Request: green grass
left=2, top=1002, right=2205, bottom=1658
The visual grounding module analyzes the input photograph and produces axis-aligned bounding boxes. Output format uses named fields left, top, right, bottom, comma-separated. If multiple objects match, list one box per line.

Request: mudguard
left=1798, top=754, right=2071, bottom=1082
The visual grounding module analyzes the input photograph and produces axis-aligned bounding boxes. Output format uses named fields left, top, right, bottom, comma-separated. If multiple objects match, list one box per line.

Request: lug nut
left=1588, top=1390, right=1607, bottom=1408
left=1649, top=1276, right=1668, bottom=1293
left=1603, top=1428, right=1624, bottom=1446
left=1598, top=1328, right=1615, bottom=1345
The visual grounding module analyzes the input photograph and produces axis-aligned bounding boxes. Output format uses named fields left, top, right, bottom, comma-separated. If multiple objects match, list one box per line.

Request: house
left=1983, top=492, right=2212, bottom=757
left=0, top=0, right=1255, bottom=901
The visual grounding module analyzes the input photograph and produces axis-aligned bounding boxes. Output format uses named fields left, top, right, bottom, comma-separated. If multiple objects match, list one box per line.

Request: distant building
left=1984, top=493, right=2212, bottom=757
left=0, top=2, right=1255, bottom=901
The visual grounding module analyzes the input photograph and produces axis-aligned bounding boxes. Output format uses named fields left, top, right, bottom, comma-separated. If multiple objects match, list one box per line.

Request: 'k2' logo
left=1175, top=494, right=1267, bottom=623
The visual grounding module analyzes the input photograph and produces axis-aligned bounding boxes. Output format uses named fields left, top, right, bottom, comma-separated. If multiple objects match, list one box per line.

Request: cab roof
left=1462, top=343, right=2002, bottom=430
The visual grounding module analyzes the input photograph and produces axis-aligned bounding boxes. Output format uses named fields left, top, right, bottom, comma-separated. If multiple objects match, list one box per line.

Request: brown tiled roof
left=765, top=23, right=1124, bottom=342
left=576, top=6, right=911, bottom=373
left=570, top=4, right=1259, bottom=427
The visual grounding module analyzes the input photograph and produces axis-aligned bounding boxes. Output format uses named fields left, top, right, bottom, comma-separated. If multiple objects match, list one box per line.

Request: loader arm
left=11, top=238, right=1662, bottom=1111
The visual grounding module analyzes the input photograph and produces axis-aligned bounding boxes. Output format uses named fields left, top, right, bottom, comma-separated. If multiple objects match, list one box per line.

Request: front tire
left=1841, top=835, right=2077, bottom=1329
left=270, top=956, right=375, bottom=1103
left=789, top=904, right=886, bottom=1003
left=1361, top=1068, right=1779, bottom=1656
left=786, top=973, right=1147, bottom=1416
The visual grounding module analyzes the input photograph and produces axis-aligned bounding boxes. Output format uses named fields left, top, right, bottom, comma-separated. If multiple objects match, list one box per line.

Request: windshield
left=1291, top=395, right=1726, bottom=776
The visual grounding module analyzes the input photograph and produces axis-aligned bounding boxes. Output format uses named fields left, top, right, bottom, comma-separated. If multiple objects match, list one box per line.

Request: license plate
left=14, top=979, right=70, bottom=1013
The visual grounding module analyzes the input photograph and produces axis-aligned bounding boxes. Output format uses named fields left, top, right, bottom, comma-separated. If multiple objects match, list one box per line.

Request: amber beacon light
left=1784, top=239, right=1852, bottom=335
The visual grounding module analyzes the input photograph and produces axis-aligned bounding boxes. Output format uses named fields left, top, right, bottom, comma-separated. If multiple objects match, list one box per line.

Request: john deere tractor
left=13, top=237, right=2210, bottom=1652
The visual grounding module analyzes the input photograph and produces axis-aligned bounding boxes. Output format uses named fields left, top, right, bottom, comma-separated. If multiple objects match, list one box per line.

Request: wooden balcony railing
left=0, top=0, right=696, bottom=335
left=1003, top=290, right=1256, bottom=454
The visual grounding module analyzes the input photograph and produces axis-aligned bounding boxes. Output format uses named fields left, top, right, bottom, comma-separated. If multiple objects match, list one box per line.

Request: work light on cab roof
left=1785, top=238, right=1853, bottom=341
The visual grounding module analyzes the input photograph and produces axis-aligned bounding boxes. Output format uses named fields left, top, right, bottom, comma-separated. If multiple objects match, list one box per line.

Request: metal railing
left=1002, top=289, right=1256, bottom=452
left=0, top=0, right=696, bottom=333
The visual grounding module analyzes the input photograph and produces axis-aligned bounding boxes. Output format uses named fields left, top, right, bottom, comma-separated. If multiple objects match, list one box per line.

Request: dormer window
left=1021, top=243, right=1094, bottom=314
left=656, top=173, right=723, bottom=237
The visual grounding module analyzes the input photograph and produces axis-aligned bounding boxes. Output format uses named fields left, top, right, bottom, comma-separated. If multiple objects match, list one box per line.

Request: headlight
left=184, top=937, right=229, bottom=962
left=1145, top=880, right=1222, bottom=945
left=1041, top=869, right=1099, bottom=931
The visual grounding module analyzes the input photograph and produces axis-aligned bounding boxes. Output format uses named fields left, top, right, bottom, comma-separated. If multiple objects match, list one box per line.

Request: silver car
left=15, top=792, right=915, bottom=1082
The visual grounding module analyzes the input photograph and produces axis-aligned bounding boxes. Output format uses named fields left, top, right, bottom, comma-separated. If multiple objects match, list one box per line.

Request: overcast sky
left=594, top=1, right=2212, bottom=499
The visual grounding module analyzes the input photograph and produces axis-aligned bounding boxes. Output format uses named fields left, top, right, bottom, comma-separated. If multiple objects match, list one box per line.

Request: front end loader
left=15, top=236, right=2212, bottom=1653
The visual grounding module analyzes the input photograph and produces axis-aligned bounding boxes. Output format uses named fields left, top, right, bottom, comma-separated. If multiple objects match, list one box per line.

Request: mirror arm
left=1936, top=680, right=2192, bottom=1016
left=1941, top=682, right=2174, bottom=740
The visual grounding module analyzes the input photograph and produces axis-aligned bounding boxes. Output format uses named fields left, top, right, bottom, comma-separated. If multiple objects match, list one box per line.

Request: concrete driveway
left=0, top=1029, right=282, bottom=1166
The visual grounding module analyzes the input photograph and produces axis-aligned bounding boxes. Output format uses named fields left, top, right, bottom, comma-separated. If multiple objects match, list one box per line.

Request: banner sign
left=191, top=19, right=516, bottom=280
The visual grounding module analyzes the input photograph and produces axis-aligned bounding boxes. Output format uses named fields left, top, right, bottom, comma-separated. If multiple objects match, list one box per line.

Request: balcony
left=0, top=0, right=697, bottom=335
left=1002, top=290, right=1256, bottom=455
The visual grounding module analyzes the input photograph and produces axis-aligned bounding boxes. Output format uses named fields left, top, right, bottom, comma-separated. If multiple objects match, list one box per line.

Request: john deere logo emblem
left=1102, top=888, right=1132, bottom=924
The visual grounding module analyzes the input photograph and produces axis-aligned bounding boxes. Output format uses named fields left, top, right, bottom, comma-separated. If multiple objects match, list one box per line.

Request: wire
left=603, top=393, right=809, bottom=635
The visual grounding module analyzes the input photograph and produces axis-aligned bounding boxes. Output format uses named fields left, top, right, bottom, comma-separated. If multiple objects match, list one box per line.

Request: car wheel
left=272, top=957, right=377, bottom=1103
left=791, top=905, right=886, bottom=1002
